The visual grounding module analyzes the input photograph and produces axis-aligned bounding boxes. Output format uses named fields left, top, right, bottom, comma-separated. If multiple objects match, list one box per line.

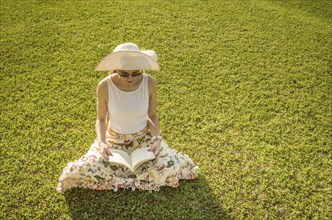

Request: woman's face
left=116, top=70, right=142, bottom=84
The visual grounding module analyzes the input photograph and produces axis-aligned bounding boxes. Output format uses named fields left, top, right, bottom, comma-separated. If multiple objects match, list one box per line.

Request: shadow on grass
left=64, top=175, right=232, bottom=219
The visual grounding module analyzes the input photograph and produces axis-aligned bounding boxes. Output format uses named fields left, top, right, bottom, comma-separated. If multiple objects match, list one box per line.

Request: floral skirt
left=56, top=127, right=199, bottom=193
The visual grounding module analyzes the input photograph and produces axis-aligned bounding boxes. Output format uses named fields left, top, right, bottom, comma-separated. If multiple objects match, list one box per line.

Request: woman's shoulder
left=97, top=75, right=111, bottom=88
left=145, top=73, right=156, bottom=85
left=146, top=74, right=157, bottom=95
left=96, top=75, right=111, bottom=97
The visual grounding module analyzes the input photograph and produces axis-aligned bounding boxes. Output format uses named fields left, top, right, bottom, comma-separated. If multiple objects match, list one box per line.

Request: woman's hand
left=99, top=142, right=113, bottom=159
left=148, top=140, right=161, bottom=156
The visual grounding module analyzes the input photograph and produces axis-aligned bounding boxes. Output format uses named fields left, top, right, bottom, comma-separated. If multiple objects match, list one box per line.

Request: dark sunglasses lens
left=119, top=71, right=142, bottom=77
left=132, top=72, right=142, bottom=77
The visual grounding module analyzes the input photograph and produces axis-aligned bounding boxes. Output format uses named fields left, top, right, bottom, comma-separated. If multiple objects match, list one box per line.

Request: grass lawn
left=1, top=0, right=331, bottom=219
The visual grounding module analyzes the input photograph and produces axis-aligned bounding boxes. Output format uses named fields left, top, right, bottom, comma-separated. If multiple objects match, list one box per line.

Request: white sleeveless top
left=106, top=74, right=149, bottom=134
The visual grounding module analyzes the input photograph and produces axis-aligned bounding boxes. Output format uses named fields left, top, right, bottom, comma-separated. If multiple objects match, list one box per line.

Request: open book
left=108, top=147, right=156, bottom=172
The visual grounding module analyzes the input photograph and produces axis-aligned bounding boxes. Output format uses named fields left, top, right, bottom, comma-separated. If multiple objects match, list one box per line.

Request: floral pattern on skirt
left=56, top=127, right=199, bottom=193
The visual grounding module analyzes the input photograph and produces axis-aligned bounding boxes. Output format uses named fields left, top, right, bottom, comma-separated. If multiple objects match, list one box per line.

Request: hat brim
left=95, top=51, right=160, bottom=71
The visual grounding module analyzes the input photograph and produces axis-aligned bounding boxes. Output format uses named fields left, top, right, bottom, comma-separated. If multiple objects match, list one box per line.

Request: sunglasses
left=117, top=70, right=142, bottom=78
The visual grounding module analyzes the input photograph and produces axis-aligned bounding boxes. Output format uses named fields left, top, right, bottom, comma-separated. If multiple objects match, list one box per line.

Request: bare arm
left=147, top=76, right=161, bottom=137
left=95, top=79, right=113, bottom=158
left=96, top=79, right=108, bottom=143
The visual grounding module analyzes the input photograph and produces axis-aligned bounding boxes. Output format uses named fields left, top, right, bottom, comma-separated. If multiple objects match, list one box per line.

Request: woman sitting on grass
left=57, top=42, right=199, bottom=192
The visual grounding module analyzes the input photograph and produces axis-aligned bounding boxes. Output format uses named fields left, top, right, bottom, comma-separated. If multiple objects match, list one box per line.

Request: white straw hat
left=95, top=43, right=160, bottom=71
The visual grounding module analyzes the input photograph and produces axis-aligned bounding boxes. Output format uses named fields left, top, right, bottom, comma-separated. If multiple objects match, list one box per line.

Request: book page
left=109, top=149, right=132, bottom=170
left=131, top=147, right=156, bottom=171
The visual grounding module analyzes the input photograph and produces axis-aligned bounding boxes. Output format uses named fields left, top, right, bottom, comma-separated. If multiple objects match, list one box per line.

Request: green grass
left=1, top=0, right=331, bottom=219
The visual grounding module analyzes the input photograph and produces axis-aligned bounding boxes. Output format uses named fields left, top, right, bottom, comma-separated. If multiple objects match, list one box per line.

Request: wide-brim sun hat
left=95, top=43, right=160, bottom=71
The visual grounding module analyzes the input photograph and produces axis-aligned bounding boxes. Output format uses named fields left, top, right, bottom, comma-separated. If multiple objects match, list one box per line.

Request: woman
left=57, top=43, right=199, bottom=192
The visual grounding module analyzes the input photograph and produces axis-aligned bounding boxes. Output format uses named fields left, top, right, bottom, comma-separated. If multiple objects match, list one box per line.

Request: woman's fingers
left=154, top=147, right=160, bottom=156
left=148, top=145, right=155, bottom=152
left=105, top=147, right=113, bottom=156
left=148, top=142, right=160, bottom=155
left=101, top=150, right=109, bottom=159
left=100, top=143, right=113, bottom=159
